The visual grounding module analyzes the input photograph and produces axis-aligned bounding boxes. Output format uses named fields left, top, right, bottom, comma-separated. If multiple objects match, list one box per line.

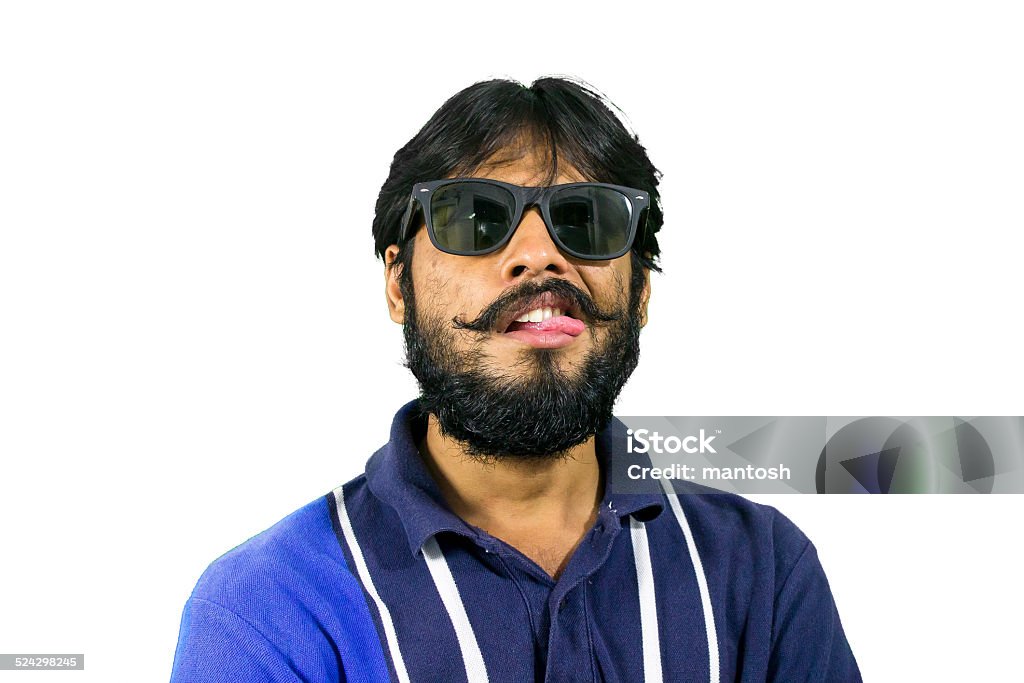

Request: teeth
left=514, top=306, right=565, bottom=325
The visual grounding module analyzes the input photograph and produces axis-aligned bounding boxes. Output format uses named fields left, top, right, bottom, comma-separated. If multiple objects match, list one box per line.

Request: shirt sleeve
left=170, top=597, right=308, bottom=683
left=767, top=541, right=862, bottom=682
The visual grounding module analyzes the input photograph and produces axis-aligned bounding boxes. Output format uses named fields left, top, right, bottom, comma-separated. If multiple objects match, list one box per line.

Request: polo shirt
left=170, top=400, right=861, bottom=682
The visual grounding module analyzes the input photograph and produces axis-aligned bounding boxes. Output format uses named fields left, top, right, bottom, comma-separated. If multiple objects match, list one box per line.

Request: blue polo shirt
left=170, top=400, right=861, bottom=682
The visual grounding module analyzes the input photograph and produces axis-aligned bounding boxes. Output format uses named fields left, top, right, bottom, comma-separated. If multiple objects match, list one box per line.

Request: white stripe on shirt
left=630, top=515, right=665, bottom=683
left=333, top=486, right=412, bottom=683
left=422, top=536, right=490, bottom=682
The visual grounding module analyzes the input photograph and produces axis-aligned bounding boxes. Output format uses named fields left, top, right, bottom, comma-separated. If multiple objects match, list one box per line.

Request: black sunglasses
left=399, top=178, right=650, bottom=260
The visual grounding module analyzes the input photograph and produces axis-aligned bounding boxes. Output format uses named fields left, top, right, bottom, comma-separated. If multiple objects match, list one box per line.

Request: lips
left=496, top=292, right=586, bottom=349
left=496, top=292, right=582, bottom=334
left=505, top=315, right=586, bottom=335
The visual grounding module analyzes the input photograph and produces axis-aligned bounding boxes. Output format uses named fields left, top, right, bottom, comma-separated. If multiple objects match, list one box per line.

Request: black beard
left=400, top=256, right=644, bottom=460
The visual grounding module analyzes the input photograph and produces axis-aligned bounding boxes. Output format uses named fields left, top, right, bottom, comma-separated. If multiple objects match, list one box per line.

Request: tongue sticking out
left=505, top=315, right=585, bottom=336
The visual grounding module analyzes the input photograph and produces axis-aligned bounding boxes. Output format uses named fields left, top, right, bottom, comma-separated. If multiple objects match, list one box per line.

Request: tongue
left=506, top=315, right=585, bottom=336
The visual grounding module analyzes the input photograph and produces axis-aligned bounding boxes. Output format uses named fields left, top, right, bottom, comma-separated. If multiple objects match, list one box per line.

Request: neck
left=418, top=413, right=603, bottom=569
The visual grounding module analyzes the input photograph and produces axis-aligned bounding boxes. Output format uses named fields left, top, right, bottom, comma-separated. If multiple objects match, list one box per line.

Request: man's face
left=385, top=148, right=650, bottom=459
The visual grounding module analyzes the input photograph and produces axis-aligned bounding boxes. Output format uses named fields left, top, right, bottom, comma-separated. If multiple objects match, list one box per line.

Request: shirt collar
left=365, top=399, right=666, bottom=557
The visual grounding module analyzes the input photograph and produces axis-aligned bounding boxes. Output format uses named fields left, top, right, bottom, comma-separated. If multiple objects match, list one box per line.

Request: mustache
left=451, top=278, right=622, bottom=333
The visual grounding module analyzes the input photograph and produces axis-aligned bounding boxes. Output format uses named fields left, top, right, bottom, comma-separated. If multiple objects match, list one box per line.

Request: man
left=170, top=78, right=861, bottom=682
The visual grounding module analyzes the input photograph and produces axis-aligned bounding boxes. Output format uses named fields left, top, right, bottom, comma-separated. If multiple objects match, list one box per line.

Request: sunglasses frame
left=399, top=178, right=650, bottom=261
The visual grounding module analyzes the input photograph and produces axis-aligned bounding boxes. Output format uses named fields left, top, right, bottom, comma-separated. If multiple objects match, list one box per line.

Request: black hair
left=372, top=77, right=663, bottom=275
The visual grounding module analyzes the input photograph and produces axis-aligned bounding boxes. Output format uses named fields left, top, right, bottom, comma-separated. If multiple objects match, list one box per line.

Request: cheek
left=578, top=262, right=632, bottom=309
left=412, top=250, right=485, bottom=321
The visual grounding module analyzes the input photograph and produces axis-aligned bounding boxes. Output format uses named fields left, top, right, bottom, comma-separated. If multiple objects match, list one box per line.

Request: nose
left=497, top=207, right=571, bottom=283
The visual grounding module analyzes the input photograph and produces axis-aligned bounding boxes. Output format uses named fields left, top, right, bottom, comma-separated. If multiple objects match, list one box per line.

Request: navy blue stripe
left=343, top=485, right=470, bottom=682
left=647, top=508, right=712, bottom=682
left=580, top=521, right=647, bottom=682
left=438, top=534, right=542, bottom=681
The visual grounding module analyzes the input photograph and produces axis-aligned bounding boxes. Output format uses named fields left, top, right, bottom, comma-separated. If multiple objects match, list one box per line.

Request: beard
left=400, top=253, right=645, bottom=460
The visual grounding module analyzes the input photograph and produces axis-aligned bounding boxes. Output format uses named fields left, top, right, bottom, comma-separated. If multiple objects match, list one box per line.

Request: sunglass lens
left=430, top=182, right=516, bottom=254
left=549, top=186, right=633, bottom=258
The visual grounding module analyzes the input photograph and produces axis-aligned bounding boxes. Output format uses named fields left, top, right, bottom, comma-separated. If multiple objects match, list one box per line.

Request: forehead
left=462, top=146, right=587, bottom=187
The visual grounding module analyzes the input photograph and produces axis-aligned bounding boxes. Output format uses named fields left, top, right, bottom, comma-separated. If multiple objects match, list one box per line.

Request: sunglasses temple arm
left=398, top=197, right=415, bottom=243
left=636, top=206, right=650, bottom=253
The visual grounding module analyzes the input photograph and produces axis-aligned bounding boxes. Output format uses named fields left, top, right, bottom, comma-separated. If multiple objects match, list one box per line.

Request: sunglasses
left=399, top=178, right=650, bottom=260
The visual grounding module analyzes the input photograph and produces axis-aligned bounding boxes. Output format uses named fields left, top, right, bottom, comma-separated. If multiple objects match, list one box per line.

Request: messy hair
left=372, top=77, right=664, bottom=275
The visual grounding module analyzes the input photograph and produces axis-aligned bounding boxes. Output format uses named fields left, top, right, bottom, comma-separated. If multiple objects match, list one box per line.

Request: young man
left=170, top=78, right=861, bottom=682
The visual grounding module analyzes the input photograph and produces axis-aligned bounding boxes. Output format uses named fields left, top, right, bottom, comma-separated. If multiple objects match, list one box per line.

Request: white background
left=2, top=1, right=1022, bottom=681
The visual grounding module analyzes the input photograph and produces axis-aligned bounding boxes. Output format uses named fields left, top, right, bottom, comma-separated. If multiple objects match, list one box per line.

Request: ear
left=639, top=261, right=652, bottom=329
left=384, top=244, right=406, bottom=325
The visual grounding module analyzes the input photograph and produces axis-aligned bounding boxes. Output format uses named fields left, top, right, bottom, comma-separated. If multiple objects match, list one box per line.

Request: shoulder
left=656, top=483, right=812, bottom=587
left=191, top=494, right=341, bottom=602
left=676, top=486, right=807, bottom=545
left=172, top=480, right=391, bottom=682
left=190, top=478, right=376, bottom=615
